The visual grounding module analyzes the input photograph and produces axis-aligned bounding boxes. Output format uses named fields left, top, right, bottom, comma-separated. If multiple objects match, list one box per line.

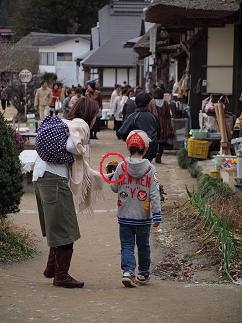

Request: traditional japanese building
left=143, top=0, right=242, bottom=127
left=82, top=0, right=151, bottom=90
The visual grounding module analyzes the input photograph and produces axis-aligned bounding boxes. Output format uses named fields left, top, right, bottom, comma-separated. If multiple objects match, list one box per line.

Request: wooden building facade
left=143, top=0, right=242, bottom=128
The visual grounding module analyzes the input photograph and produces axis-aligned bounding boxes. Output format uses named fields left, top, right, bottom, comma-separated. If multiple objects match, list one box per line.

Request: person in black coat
left=122, top=89, right=136, bottom=121
left=117, top=92, right=160, bottom=162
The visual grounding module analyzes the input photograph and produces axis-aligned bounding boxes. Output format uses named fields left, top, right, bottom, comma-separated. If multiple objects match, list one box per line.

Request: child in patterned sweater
left=110, top=130, right=162, bottom=287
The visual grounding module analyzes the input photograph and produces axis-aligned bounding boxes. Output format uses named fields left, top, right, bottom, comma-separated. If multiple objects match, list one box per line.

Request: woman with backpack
left=33, top=97, right=101, bottom=288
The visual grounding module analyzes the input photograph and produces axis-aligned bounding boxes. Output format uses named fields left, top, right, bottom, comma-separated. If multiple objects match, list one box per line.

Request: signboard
left=19, top=69, right=32, bottom=83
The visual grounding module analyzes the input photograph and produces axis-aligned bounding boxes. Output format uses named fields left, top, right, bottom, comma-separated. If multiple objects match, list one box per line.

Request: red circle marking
left=100, top=152, right=128, bottom=185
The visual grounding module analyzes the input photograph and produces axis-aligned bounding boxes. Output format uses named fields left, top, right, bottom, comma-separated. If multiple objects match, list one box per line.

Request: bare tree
left=0, top=38, right=39, bottom=75
left=0, top=38, right=39, bottom=120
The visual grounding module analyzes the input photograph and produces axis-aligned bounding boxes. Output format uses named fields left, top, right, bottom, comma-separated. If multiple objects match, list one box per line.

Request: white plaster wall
left=103, top=68, right=116, bottom=87
left=117, top=68, right=128, bottom=84
left=39, top=38, right=90, bottom=86
left=207, top=24, right=234, bottom=66
left=129, top=68, right=136, bottom=87
left=56, top=61, right=76, bottom=86
left=207, top=24, right=234, bottom=94
left=103, top=68, right=136, bottom=87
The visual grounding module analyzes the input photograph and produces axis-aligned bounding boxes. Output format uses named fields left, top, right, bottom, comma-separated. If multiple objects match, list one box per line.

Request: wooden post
left=215, top=103, right=231, bottom=155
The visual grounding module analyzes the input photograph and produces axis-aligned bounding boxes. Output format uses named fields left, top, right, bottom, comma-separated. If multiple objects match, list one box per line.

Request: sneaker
left=122, top=272, right=137, bottom=288
left=136, top=274, right=150, bottom=285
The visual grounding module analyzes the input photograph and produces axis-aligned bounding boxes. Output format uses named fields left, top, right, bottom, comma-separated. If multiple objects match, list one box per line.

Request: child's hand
left=153, top=222, right=160, bottom=228
left=105, top=171, right=115, bottom=181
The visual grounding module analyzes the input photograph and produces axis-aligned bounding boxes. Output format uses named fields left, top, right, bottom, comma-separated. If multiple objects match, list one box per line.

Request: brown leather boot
left=53, top=248, right=84, bottom=288
left=43, top=247, right=55, bottom=278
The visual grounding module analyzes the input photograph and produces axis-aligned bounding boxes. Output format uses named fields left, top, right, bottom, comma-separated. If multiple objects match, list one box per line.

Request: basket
left=188, top=139, right=209, bottom=159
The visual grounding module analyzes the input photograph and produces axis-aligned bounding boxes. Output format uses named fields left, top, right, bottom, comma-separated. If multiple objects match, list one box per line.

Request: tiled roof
left=145, top=0, right=240, bottom=23
left=82, top=5, right=145, bottom=67
left=82, top=39, right=138, bottom=67
left=150, top=0, right=240, bottom=12
left=111, top=0, right=151, bottom=15
left=21, top=32, right=90, bottom=48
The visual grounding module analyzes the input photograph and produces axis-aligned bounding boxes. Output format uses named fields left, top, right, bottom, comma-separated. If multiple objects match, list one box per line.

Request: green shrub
left=0, top=220, right=36, bottom=263
left=41, top=72, right=57, bottom=84
left=177, top=148, right=190, bottom=169
left=177, top=148, right=201, bottom=178
left=198, top=174, right=234, bottom=200
left=188, top=163, right=202, bottom=178
left=187, top=190, right=239, bottom=281
left=0, top=112, right=23, bottom=219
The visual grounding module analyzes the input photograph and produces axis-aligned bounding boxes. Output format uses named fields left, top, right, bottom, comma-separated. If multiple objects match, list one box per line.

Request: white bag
left=55, top=98, right=62, bottom=112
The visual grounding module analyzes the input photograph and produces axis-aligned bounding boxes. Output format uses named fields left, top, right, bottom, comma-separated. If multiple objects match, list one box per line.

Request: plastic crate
left=207, top=132, right=221, bottom=140
left=188, top=139, right=209, bottom=159
left=191, top=129, right=208, bottom=139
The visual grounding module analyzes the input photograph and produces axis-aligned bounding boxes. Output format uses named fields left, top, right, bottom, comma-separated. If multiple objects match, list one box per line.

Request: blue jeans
left=119, top=224, right=151, bottom=277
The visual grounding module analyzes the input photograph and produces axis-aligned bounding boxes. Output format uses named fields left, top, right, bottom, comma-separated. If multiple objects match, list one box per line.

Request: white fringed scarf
left=63, top=118, right=103, bottom=214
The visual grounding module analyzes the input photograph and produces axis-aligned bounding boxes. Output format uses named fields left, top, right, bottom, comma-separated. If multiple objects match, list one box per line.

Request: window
left=57, top=52, right=72, bottom=61
left=39, top=52, right=54, bottom=66
left=90, top=68, right=99, bottom=81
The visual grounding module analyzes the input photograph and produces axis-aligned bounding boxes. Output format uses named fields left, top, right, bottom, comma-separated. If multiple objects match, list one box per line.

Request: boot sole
left=53, top=282, right=84, bottom=288
left=122, top=278, right=137, bottom=288
left=43, top=272, right=55, bottom=278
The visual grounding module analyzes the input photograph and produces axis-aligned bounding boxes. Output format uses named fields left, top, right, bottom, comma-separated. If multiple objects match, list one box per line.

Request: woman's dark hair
left=153, top=87, right=164, bottom=99
left=81, top=87, right=87, bottom=96
left=88, top=81, right=96, bottom=91
left=127, top=89, right=134, bottom=97
left=129, top=146, right=145, bottom=156
left=121, top=87, right=128, bottom=96
left=40, top=80, right=47, bottom=86
left=75, top=87, right=82, bottom=95
left=135, top=86, right=143, bottom=96
left=67, top=97, right=99, bottom=127
left=52, top=83, right=58, bottom=89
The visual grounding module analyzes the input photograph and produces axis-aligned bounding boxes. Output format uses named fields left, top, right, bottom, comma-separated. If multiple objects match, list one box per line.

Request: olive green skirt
left=34, top=172, right=80, bottom=247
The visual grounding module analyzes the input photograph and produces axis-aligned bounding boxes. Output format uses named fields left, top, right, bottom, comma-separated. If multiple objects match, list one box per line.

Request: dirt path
left=0, top=129, right=242, bottom=323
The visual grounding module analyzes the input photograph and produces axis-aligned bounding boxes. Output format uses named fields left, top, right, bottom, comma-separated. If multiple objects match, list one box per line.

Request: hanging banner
left=149, top=25, right=157, bottom=59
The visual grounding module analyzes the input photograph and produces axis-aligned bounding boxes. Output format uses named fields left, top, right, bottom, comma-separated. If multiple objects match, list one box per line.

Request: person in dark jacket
left=122, top=89, right=136, bottom=120
left=117, top=92, right=160, bottom=162
left=122, top=87, right=144, bottom=120
left=87, top=81, right=102, bottom=139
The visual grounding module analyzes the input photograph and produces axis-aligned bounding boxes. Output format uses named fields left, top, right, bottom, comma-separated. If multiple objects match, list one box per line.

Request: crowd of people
left=1, top=77, right=174, bottom=165
left=110, top=82, right=174, bottom=164
left=34, top=80, right=103, bottom=139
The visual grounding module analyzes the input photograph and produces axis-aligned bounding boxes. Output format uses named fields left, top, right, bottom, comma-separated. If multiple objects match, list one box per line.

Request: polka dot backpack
left=35, top=116, right=74, bottom=164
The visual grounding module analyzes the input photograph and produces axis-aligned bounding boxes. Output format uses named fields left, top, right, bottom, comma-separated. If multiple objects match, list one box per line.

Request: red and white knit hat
left=126, top=130, right=151, bottom=150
